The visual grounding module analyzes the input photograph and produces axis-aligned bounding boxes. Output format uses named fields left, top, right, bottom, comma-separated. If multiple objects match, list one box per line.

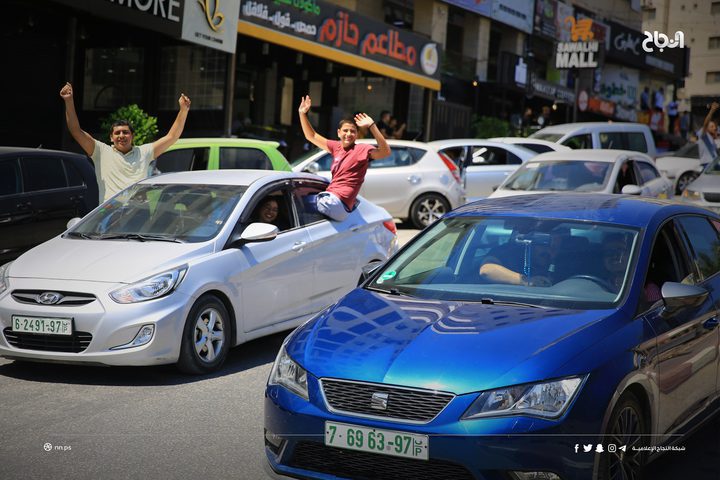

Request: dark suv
left=0, top=147, right=98, bottom=263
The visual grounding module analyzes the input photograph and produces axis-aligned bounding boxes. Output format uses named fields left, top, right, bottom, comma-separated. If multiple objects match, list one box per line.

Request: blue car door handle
left=703, top=317, right=719, bottom=329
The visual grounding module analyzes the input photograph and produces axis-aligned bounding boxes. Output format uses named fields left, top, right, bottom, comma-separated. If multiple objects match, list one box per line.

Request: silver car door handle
left=407, top=175, right=421, bottom=185
left=350, top=224, right=361, bottom=232
left=291, top=242, right=306, bottom=252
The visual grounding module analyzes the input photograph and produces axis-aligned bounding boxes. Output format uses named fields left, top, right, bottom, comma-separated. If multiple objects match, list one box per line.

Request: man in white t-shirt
left=60, top=82, right=191, bottom=201
left=697, top=101, right=719, bottom=166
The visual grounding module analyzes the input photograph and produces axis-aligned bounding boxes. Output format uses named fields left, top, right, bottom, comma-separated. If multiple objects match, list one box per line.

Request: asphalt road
left=1, top=224, right=718, bottom=480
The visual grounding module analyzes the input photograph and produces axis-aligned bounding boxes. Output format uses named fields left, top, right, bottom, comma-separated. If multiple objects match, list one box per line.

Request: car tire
left=597, top=391, right=648, bottom=480
left=676, top=172, right=698, bottom=195
left=177, top=295, right=231, bottom=375
left=409, top=193, right=450, bottom=229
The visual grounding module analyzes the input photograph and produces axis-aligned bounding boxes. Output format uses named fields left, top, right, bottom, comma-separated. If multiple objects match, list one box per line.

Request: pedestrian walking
left=297, top=95, right=390, bottom=221
left=697, top=101, right=720, bottom=165
left=667, top=99, right=679, bottom=134
left=679, top=111, right=690, bottom=140
left=60, top=82, right=191, bottom=202
left=640, top=87, right=650, bottom=112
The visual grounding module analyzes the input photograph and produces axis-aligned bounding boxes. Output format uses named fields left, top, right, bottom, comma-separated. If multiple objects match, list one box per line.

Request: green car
left=156, top=138, right=292, bottom=173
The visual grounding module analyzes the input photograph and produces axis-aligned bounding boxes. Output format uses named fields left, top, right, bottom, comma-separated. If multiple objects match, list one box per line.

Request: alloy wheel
left=606, top=404, right=644, bottom=480
left=193, top=307, right=225, bottom=363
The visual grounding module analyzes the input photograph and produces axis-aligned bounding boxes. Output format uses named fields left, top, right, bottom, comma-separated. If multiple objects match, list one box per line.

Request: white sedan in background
left=0, top=170, right=397, bottom=374
left=426, top=138, right=538, bottom=202
left=655, top=142, right=704, bottom=194
left=488, top=137, right=571, bottom=154
left=292, top=139, right=465, bottom=228
left=490, top=149, right=673, bottom=199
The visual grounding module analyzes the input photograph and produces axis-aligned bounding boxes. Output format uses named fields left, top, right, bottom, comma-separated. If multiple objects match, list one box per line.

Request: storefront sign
left=598, top=64, right=639, bottom=121
left=238, top=0, right=441, bottom=89
left=52, top=0, right=240, bottom=53
left=587, top=96, right=616, bottom=117
left=442, top=0, right=533, bottom=33
left=555, top=16, right=601, bottom=69
left=530, top=75, right=576, bottom=103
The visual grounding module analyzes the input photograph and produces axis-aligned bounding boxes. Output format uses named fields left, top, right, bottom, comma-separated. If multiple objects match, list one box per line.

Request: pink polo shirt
left=325, top=140, right=376, bottom=210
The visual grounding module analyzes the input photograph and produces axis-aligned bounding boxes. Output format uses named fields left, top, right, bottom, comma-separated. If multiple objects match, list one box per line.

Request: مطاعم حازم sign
left=555, top=16, right=601, bottom=69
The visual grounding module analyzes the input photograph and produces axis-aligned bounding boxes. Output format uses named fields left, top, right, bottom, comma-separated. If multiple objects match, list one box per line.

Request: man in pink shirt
left=298, top=95, right=390, bottom=221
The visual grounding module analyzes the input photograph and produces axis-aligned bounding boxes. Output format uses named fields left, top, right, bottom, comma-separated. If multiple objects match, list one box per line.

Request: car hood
left=9, top=237, right=212, bottom=283
left=687, top=173, right=720, bottom=193
left=288, top=289, right=616, bottom=394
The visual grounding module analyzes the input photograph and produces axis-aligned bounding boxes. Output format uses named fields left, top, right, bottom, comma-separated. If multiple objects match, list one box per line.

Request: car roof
left=450, top=193, right=710, bottom=228
left=525, top=149, right=653, bottom=163
left=169, top=138, right=281, bottom=148
left=137, top=169, right=324, bottom=187
left=532, top=122, right=651, bottom=135
left=488, top=137, right=570, bottom=149
left=425, top=138, right=537, bottom=155
left=0, top=146, right=90, bottom=158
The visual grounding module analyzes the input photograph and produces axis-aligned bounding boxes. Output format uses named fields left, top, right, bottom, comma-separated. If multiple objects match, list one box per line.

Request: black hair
left=109, top=120, right=134, bottom=136
left=337, top=118, right=358, bottom=129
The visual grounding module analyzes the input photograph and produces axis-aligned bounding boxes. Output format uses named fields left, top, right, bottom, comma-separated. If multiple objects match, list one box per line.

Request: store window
left=159, top=46, right=226, bottom=110
left=83, top=47, right=144, bottom=110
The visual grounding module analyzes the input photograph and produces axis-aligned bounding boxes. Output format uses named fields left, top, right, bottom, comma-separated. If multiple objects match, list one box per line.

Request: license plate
left=12, top=316, right=72, bottom=336
left=325, top=421, right=429, bottom=461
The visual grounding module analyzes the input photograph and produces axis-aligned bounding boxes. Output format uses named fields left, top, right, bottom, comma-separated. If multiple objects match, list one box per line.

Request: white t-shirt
left=696, top=129, right=720, bottom=165
left=92, top=140, right=155, bottom=201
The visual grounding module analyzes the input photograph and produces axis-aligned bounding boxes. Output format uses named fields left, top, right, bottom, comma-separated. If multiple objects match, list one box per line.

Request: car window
left=63, top=159, right=86, bottom=187
left=219, top=147, right=272, bottom=170
left=636, top=162, right=659, bottom=184
left=626, top=133, right=648, bottom=153
left=470, top=146, right=508, bottom=166
left=505, top=161, right=611, bottom=192
left=292, top=183, right=328, bottom=226
left=676, top=216, right=720, bottom=280
left=21, top=157, right=67, bottom=192
left=370, top=147, right=416, bottom=168
left=437, top=147, right=466, bottom=168
left=248, top=189, right=294, bottom=232
left=313, top=153, right=333, bottom=172
left=157, top=147, right=210, bottom=172
left=0, top=159, right=21, bottom=196
left=599, top=132, right=625, bottom=149
left=641, top=222, right=692, bottom=311
left=561, top=134, right=592, bottom=149
left=518, top=143, right=554, bottom=153
left=615, top=161, right=639, bottom=192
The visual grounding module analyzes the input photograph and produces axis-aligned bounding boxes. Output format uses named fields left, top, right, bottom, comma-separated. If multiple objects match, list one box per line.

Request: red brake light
left=383, top=220, right=397, bottom=235
left=439, top=153, right=461, bottom=184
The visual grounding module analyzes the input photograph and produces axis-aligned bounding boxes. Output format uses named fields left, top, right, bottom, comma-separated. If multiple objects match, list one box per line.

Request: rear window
left=370, top=147, right=422, bottom=168
left=518, top=143, right=554, bottom=154
left=219, top=147, right=272, bottom=170
left=626, top=133, right=648, bottom=153
left=562, top=134, right=592, bottom=149
left=530, top=133, right=563, bottom=142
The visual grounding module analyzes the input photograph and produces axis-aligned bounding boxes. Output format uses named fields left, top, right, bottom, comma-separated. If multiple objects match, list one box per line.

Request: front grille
left=3, top=328, right=92, bottom=353
left=321, top=379, right=454, bottom=423
left=703, top=192, right=720, bottom=203
left=289, top=441, right=475, bottom=480
left=11, top=290, right=96, bottom=306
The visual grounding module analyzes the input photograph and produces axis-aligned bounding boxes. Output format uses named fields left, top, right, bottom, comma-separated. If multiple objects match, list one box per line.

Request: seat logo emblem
left=38, top=292, right=63, bottom=305
left=370, top=392, right=389, bottom=410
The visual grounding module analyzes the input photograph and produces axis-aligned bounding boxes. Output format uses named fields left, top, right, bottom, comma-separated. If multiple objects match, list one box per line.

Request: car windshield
left=290, top=148, right=323, bottom=167
left=503, top=160, right=611, bottom=192
left=367, top=216, right=638, bottom=309
left=68, top=183, right=245, bottom=242
left=704, top=154, right=720, bottom=175
left=530, top=133, right=563, bottom=142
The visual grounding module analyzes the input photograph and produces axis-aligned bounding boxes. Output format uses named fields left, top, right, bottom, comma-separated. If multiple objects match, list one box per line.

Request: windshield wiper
left=477, top=297, right=545, bottom=309
left=365, top=286, right=415, bottom=298
left=65, top=231, right=96, bottom=239
left=95, top=233, right=183, bottom=243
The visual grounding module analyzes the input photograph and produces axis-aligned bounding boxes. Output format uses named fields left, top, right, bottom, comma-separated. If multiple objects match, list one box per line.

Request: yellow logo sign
left=198, top=0, right=225, bottom=32
left=564, top=16, right=594, bottom=42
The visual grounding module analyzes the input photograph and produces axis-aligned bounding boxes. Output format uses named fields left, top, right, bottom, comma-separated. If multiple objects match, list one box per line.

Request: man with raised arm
left=60, top=82, right=191, bottom=201
left=297, top=95, right=390, bottom=221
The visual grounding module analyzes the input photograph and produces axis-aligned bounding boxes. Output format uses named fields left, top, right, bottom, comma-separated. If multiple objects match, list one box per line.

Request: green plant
left=472, top=115, right=511, bottom=139
left=100, top=104, right=159, bottom=145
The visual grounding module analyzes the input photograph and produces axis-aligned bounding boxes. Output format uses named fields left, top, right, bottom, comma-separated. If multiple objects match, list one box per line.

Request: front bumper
left=264, top=379, right=599, bottom=480
left=0, top=278, right=192, bottom=366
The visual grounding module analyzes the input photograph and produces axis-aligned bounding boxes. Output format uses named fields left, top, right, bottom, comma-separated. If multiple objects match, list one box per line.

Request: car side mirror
left=491, top=185, right=499, bottom=192
left=358, top=261, right=384, bottom=286
left=621, top=184, right=642, bottom=195
left=303, top=161, right=320, bottom=174
left=66, top=217, right=82, bottom=229
left=660, top=282, right=708, bottom=316
left=228, top=222, right=278, bottom=248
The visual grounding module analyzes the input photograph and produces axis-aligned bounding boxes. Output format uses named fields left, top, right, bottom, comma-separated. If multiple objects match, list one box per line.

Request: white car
left=426, top=139, right=538, bottom=202
left=490, top=149, right=673, bottom=199
left=488, top=137, right=571, bottom=154
left=681, top=155, right=720, bottom=212
left=655, top=142, right=704, bottom=194
left=0, top=170, right=397, bottom=374
left=530, top=122, right=657, bottom=158
left=291, top=139, right=465, bottom=228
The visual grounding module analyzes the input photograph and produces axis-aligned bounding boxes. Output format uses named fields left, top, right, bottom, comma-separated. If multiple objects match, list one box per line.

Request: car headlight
left=268, top=346, right=309, bottom=400
left=110, top=265, right=187, bottom=304
left=682, top=189, right=702, bottom=200
left=462, top=376, right=584, bottom=420
left=0, top=262, right=12, bottom=295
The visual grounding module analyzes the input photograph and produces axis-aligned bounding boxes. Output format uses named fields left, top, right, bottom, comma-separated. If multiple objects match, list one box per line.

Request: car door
left=634, top=159, right=672, bottom=198
left=291, top=180, right=365, bottom=312
left=642, top=218, right=719, bottom=439
left=361, top=146, right=423, bottom=216
left=0, top=156, right=33, bottom=262
left=235, top=184, right=316, bottom=333
left=463, top=145, right=523, bottom=199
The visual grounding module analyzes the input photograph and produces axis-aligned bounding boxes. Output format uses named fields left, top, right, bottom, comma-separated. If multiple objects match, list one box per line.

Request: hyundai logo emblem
left=37, top=292, right=63, bottom=305
left=370, top=392, right=389, bottom=411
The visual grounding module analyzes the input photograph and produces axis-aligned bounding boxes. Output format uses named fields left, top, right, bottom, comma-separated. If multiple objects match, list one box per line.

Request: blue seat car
left=264, top=193, right=720, bottom=480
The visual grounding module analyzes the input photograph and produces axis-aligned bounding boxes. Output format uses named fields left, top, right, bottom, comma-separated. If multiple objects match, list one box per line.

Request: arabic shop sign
left=606, top=21, right=687, bottom=78
left=555, top=16, right=601, bottom=69
left=239, top=0, right=440, bottom=80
